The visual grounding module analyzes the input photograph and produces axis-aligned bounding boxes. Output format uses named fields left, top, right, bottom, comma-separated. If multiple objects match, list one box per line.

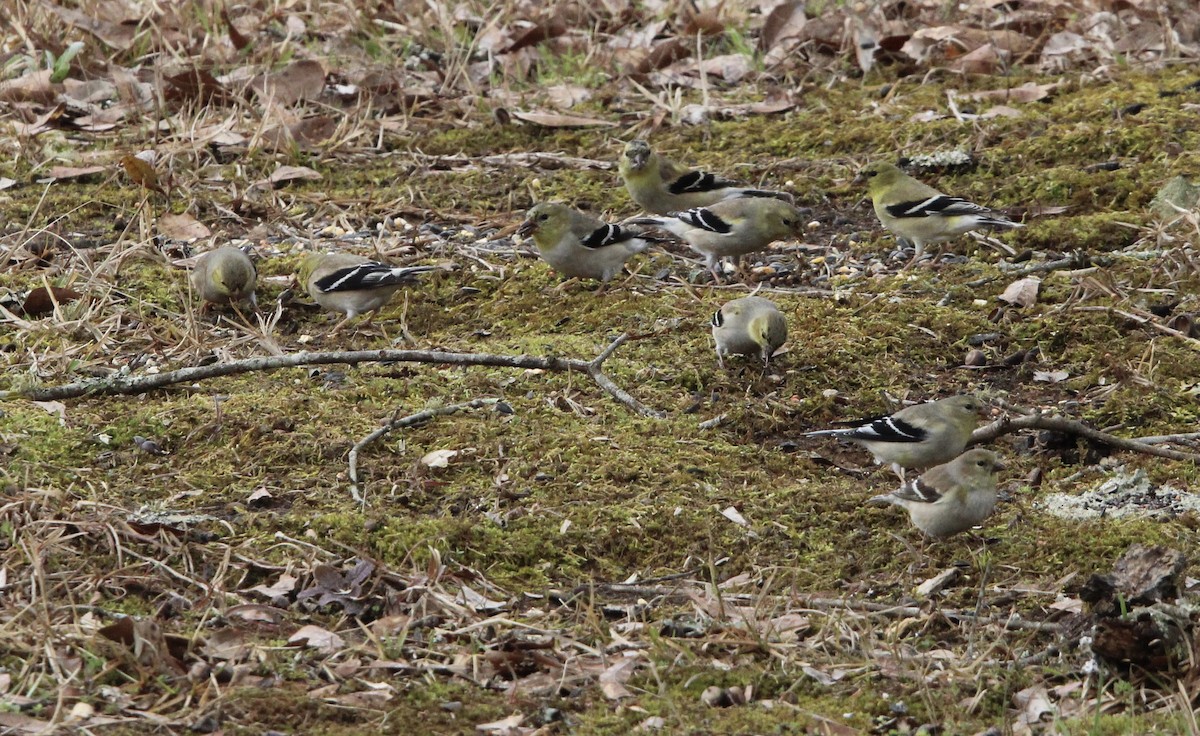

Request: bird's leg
left=328, top=313, right=354, bottom=336
left=891, top=462, right=907, bottom=482
left=716, top=348, right=726, bottom=371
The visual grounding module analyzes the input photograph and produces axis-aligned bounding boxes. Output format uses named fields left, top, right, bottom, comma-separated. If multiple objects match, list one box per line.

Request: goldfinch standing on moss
left=868, top=449, right=1005, bottom=538
left=298, top=253, right=434, bottom=334
left=191, top=246, right=257, bottom=310
left=805, top=394, right=986, bottom=478
left=517, top=202, right=661, bottom=285
left=628, top=197, right=805, bottom=282
left=858, top=161, right=1022, bottom=266
left=618, top=139, right=794, bottom=215
left=711, top=296, right=787, bottom=369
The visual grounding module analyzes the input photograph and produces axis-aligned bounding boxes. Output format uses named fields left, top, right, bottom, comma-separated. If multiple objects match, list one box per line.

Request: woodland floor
left=4, top=1, right=1200, bottom=734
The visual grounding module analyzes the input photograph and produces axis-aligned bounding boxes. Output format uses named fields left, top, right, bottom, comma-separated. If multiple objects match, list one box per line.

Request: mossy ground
left=4, top=64, right=1200, bottom=733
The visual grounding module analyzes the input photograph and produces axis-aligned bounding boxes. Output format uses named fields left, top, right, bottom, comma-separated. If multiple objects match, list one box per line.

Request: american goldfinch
left=517, top=202, right=660, bottom=284
left=191, top=246, right=257, bottom=309
left=298, top=253, right=434, bottom=334
left=805, top=394, right=985, bottom=477
left=711, top=296, right=787, bottom=368
left=868, top=449, right=1004, bottom=538
left=618, top=139, right=794, bottom=215
left=628, top=197, right=805, bottom=281
left=859, top=161, right=1022, bottom=265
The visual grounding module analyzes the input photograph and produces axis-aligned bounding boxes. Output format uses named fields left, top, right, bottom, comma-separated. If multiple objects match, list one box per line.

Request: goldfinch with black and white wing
left=629, top=197, right=805, bottom=281
left=191, top=246, right=257, bottom=309
left=619, top=139, right=794, bottom=215
left=859, top=161, right=1022, bottom=265
left=298, top=253, right=434, bottom=334
left=868, top=449, right=1005, bottom=538
left=805, top=394, right=985, bottom=477
left=711, top=296, right=787, bottom=369
left=518, top=202, right=659, bottom=284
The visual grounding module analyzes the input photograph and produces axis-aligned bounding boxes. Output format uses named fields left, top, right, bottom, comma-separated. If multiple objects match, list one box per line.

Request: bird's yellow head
left=621, top=139, right=652, bottom=172
left=856, top=161, right=904, bottom=197
left=297, top=253, right=324, bottom=284
left=957, top=448, right=1006, bottom=474
left=750, top=312, right=787, bottom=355
left=212, top=262, right=249, bottom=296
left=944, top=394, right=986, bottom=416
left=761, top=200, right=806, bottom=239
left=517, top=202, right=570, bottom=249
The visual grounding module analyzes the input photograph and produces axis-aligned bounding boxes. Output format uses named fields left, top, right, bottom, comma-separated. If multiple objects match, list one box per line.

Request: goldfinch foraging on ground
left=618, top=139, right=794, bottom=215
left=858, top=161, right=1022, bottom=265
left=711, top=296, right=787, bottom=369
left=518, top=202, right=661, bottom=284
left=191, top=246, right=257, bottom=309
left=298, top=253, right=434, bottom=334
left=868, top=449, right=1005, bottom=538
left=628, top=197, right=805, bottom=281
left=805, top=394, right=986, bottom=478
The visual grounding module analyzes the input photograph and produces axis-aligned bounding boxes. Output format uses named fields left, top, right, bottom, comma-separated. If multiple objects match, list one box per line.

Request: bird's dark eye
left=538, top=213, right=549, bottom=221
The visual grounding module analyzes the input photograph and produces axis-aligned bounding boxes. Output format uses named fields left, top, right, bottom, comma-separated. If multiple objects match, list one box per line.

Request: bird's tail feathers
left=866, top=493, right=897, bottom=506
left=729, top=189, right=795, bottom=205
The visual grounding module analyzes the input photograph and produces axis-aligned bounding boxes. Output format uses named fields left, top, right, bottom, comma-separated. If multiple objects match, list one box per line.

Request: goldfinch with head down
left=868, top=449, right=1005, bottom=538
left=805, top=394, right=986, bottom=478
left=518, top=202, right=660, bottom=284
left=711, top=296, right=787, bottom=368
left=628, top=197, right=805, bottom=282
left=298, top=253, right=434, bottom=334
left=859, top=161, right=1022, bottom=265
left=191, top=246, right=257, bottom=309
left=619, top=139, right=794, bottom=215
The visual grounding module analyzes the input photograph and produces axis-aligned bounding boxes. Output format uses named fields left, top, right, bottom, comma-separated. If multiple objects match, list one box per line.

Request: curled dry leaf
left=20, top=286, right=82, bottom=317
left=998, top=276, right=1040, bottom=308
left=158, top=213, right=211, bottom=241
left=421, top=449, right=459, bottom=468
left=119, top=154, right=165, bottom=193
left=287, top=624, right=345, bottom=653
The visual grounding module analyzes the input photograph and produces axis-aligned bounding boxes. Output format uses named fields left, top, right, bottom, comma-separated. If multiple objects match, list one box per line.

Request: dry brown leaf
left=42, top=165, right=106, bottom=182
left=503, top=17, right=568, bottom=53
left=476, top=713, right=526, bottom=733
left=51, top=5, right=139, bottom=51
left=287, top=624, right=345, bottom=653
left=265, top=165, right=323, bottom=187
left=761, top=1, right=807, bottom=52
left=510, top=110, right=615, bottom=128
left=158, top=214, right=211, bottom=241
left=0, top=69, right=55, bottom=105
left=598, top=658, right=638, bottom=700
left=221, top=6, right=252, bottom=50
left=632, top=38, right=691, bottom=75
left=165, top=69, right=232, bottom=106
left=119, top=154, right=165, bottom=193
left=960, top=81, right=1057, bottom=103
left=998, top=276, right=1040, bottom=308
left=20, top=286, right=82, bottom=317
left=251, top=60, right=325, bottom=106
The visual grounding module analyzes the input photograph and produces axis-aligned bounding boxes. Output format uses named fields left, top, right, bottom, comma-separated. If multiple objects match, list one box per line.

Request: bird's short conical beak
left=517, top=219, right=536, bottom=238
left=852, top=171, right=866, bottom=185
left=630, top=149, right=648, bottom=168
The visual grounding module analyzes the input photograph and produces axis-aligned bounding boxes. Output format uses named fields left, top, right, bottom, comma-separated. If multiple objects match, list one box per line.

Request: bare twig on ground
left=972, top=412, right=1200, bottom=463
left=965, top=252, right=1104, bottom=288
left=1074, top=306, right=1200, bottom=351
left=349, top=398, right=500, bottom=503
left=2, top=334, right=667, bottom=418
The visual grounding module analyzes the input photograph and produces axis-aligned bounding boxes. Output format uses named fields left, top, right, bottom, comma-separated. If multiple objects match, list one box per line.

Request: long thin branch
left=349, top=398, right=499, bottom=503
left=3, top=335, right=666, bottom=418
left=972, top=413, right=1200, bottom=462
left=965, top=252, right=1103, bottom=288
